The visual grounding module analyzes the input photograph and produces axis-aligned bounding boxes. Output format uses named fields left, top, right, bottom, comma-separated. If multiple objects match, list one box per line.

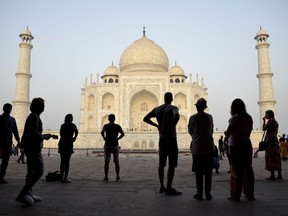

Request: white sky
left=0, top=0, right=287, bottom=134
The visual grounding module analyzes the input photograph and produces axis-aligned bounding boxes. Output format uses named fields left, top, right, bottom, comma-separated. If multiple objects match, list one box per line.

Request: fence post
left=86, top=148, right=89, bottom=157
left=48, top=148, right=50, bottom=157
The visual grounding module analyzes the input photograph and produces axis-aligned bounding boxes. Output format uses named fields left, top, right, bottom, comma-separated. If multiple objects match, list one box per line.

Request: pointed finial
left=175, top=61, right=177, bottom=66
left=27, top=25, right=29, bottom=30
left=260, top=25, right=262, bottom=30
left=112, top=61, right=114, bottom=66
left=143, top=25, right=146, bottom=37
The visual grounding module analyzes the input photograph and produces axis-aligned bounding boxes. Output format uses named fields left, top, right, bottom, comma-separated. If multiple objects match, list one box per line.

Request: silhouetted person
left=0, top=103, right=20, bottom=184
left=263, top=110, right=282, bottom=180
left=16, top=97, right=54, bottom=206
left=13, top=144, right=19, bottom=156
left=17, top=147, right=26, bottom=164
left=218, top=135, right=225, bottom=159
left=224, top=136, right=231, bottom=173
left=188, top=98, right=214, bottom=200
left=225, top=98, right=255, bottom=202
left=279, top=134, right=286, bottom=142
left=58, top=114, right=78, bottom=183
left=213, top=144, right=220, bottom=174
left=143, top=92, right=182, bottom=196
left=279, top=134, right=287, bottom=161
left=101, top=114, right=124, bottom=182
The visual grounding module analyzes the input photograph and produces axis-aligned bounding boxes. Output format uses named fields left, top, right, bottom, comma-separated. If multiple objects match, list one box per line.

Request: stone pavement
left=1, top=151, right=288, bottom=216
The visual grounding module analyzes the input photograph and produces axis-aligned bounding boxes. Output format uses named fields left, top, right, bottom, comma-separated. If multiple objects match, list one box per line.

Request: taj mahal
left=11, top=27, right=275, bottom=150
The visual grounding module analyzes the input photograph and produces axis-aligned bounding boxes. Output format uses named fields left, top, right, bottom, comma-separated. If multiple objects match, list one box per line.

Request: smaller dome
left=22, top=29, right=32, bottom=36
left=20, top=27, right=33, bottom=36
left=19, top=27, right=34, bottom=40
left=256, top=27, right=269, bottom=37
left=170, top=65, right=185, bottom=76
left=103, top=65, right=119, bottom=76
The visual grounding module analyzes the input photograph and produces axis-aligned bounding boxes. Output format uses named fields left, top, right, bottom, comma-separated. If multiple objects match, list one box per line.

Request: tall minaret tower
left=254, top=27, right=276, bottom=128
left=13, top=27, right=34, bottom=132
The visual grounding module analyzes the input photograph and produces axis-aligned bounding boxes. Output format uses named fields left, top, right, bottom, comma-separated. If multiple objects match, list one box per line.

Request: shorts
left=104, top=145, right=120, bottom=163
left=158, top=136, right=178, bottom=167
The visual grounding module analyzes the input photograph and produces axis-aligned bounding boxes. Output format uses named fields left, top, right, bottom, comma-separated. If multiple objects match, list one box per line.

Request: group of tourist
left=278, top=134, right=288, bottom=161
left=0, top=92, right=284, bottom=206
left=0, top=98, right=79, bottom=206
left=144, top=93, right=281, bottom=202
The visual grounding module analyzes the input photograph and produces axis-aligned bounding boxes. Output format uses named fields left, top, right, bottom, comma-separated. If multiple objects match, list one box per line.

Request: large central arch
left=130, top=90, right=158, bottom=131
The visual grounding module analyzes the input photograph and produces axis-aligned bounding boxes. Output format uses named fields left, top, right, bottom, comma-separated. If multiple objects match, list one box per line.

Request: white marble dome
left=170, top=65, right=185, bottom=75
left=255, top=27, right=269, bottom=38
left=119, top=35, right=169, bottom=72
left=103, top=64, right=119, bottom=75
left=20, top=27, right=33, bottom=37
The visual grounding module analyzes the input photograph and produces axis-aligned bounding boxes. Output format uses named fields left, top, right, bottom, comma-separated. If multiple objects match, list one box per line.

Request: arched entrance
left=130, top=90, right=158, bottom=131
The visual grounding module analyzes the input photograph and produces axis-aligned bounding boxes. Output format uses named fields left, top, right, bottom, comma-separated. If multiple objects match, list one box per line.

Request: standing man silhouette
left=188, top=98, right=214, bottom=200
left=143, top=92, right=182, bottom=195
left=101, top=114, right=125, bottom=182
left=0, top=103, right=20, bottom=184
left=16, top=97, right=54, bottom=206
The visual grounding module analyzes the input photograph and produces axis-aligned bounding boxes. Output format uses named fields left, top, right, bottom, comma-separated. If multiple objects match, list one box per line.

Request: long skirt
left=265, top=136, right=282, bottom=171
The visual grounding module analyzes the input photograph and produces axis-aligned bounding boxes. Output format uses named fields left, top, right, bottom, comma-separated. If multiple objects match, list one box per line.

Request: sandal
left=159, top=187, right=166, bottom=194
left=193, top=193, right=203, bottom=200
left=266, top=176, right=276, bottom=180
left=165, top=188, right=182, bottom=196
left=206, top=194, right=212, bottom=200
left=244, top=195, right=256, bottom=201
left=277, top=175, right=283, bottom=180
left=227, top=197, right=241, bottom=202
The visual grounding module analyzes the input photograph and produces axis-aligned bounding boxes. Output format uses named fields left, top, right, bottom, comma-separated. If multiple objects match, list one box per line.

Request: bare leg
left=104, top=162, right=109, bottom=178
left=115, top=161, right=120, bottom=178
left=158, top=166, right=165, bottom=188
left=167, top=166, right=175, bottom=190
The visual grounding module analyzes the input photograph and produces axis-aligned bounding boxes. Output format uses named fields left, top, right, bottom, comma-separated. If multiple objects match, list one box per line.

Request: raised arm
left=143, top=109, right=159, bottom=129
left=117, top=126, right=125, bottom=141
left=101, top=126, right=106, bottom=140
left=73, top=126, right=79, bottom=142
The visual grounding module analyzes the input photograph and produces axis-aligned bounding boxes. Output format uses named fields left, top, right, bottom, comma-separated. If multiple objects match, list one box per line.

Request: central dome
left=119, top=35, right=169, bottom=72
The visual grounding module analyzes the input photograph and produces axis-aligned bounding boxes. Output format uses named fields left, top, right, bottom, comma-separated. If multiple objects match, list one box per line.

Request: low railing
left=41, top=148, right=192, bottom=157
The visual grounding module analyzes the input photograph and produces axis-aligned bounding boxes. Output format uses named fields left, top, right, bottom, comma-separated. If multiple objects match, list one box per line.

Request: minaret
left=79, top=86, right=86, bottom=132
left=254, top=27, right=276, bottom=127
left=13, top=27, right=34, bottom=132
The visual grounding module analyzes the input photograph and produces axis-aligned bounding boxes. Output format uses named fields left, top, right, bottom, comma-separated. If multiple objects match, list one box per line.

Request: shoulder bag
left=258, top=131, right=266, bottom=151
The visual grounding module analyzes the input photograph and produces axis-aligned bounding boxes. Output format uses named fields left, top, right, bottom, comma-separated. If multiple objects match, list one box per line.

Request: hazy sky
left=0, top=0, right=287, bottom=134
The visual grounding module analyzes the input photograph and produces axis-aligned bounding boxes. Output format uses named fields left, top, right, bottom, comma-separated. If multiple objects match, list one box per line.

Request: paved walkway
left=1, top=152, right=288, bottom=216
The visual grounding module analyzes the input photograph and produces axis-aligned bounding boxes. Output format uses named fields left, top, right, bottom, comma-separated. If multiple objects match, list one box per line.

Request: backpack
left=45, top=171, right=61, bottom=182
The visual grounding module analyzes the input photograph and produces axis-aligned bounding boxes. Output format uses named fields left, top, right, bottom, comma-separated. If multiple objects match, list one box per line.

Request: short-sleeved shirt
left=188, top=112, right=214, bottom=155
left=150, top=104, right=179, bottom=138
left=102, top=123, right=124, bottom=146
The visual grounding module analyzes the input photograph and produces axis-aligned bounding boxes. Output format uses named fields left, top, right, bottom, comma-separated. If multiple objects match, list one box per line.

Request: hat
left=195, top=98, right=207, bottom=108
